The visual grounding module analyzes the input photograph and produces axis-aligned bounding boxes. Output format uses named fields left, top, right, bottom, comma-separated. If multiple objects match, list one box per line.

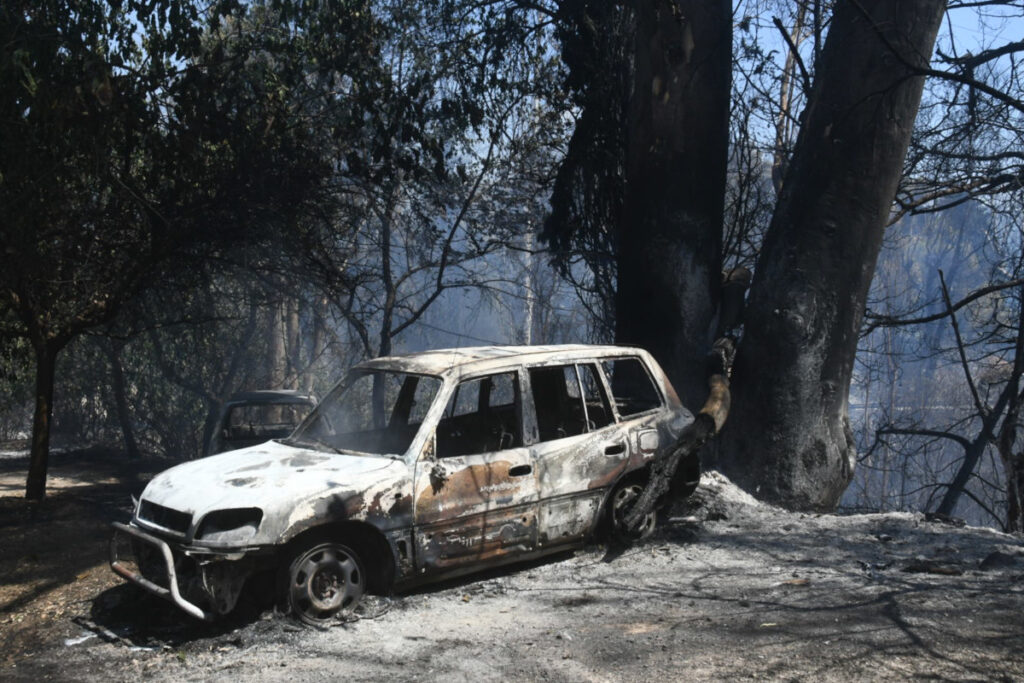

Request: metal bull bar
left=109, top=522, right=215, bottom=621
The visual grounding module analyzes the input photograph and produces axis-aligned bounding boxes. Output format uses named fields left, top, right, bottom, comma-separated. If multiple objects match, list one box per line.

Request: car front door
left=412, top=370, right=538, bottom=573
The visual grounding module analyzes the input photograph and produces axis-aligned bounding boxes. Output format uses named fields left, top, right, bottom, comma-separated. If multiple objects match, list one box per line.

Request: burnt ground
left=2, top=447, right=1023, bottom=682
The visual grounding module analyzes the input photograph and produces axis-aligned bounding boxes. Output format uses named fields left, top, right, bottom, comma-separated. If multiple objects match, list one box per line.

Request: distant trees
left=291, top=0, right=565, bottom=359
left=852, top=203, right=1024, bottom=530
left=0, top=0, right=570, bottom=498
left=0, top=0, right=374, bottom=498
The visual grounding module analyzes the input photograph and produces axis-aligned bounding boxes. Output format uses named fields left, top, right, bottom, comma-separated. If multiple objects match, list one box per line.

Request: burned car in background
left=110, top=345, right=696, bottom=624
left=204, top=390, right=318, bottom=456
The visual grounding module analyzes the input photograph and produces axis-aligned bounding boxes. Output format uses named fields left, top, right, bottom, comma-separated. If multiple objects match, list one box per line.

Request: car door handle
left=509, top=464, right=533, bottom=477
left=604, top=443, right=626, bottom=455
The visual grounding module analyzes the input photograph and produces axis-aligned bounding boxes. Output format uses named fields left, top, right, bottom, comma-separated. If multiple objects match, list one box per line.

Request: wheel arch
left=595, top=466, right=653, bottom=538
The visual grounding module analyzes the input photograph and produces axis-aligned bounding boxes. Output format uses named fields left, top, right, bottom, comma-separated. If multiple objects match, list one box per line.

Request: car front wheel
left=284, top=540, right=365, bottom=625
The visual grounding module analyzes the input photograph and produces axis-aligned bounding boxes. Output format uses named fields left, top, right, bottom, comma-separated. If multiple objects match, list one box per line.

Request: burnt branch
left=864, top=277, right=1024, bottom=333
left=621, top=338, right=735, bottom=535
left=772, top=15, right=812, bottom=95
left=940, top=270, right=986, bottom=416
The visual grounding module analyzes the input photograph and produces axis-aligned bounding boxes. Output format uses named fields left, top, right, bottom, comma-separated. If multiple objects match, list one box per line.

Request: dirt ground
left=2, top=447, right=1023, bottom=682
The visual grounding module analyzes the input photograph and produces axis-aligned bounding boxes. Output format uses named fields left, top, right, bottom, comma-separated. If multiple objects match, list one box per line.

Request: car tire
left=282, top=539, right=365, bottom=626
left=609, top=480, right=657, bottom=542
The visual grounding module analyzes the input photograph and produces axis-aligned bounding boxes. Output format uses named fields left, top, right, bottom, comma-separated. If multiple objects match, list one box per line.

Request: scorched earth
left=1, top=448, right=1022, bottom=682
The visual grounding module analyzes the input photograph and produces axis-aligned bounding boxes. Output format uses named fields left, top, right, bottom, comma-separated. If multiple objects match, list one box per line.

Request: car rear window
left=601, top=357, right=662, bottom=417
left=529, top=365, right=588, bottom=441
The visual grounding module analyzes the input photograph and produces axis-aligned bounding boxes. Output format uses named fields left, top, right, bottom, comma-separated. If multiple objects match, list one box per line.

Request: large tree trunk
left=719, top=0, right=945, bottom=510
left=25, top=340, right=59, bottom=500
left=615, top=0, right=732, bottom=413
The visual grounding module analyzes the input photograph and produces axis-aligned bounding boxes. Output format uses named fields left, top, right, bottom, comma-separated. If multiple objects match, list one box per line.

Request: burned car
left=110, top=345, right=696, bottom=624
left=204, top=390, right=318, bottom=456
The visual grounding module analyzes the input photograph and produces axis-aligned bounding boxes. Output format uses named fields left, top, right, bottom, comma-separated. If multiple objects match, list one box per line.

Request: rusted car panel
left=110, top=344, right=693, bottom=624
left=413, top=449, right=539, bottom=571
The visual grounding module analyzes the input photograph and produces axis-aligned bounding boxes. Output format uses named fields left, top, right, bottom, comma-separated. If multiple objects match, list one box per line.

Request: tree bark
left=719, top=0, right=946, bottom=510
left=25, top=340, right=59, bottom=500
left=615, top=0, right=732, bottom=413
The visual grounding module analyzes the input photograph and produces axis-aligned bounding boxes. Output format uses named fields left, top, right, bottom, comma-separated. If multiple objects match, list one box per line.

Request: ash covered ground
left=2, top=451, right=1023, bottom=682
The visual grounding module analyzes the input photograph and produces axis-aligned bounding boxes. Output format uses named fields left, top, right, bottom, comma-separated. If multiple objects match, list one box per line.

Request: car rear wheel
left=284, top=540, right=365, bottom=625
left=610, top=481, right=657, bottom=541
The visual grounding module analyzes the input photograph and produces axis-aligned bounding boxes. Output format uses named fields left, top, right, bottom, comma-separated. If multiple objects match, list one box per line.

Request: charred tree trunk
left=615, top=0, right=731, bottom=413
left=25, top=339, right=60, bottom=500
left=1002, top=444, right=1024, bottom=533
left=719, top=0, right=945, bottom=510
left=1001, top=296, right=1024, bottom=532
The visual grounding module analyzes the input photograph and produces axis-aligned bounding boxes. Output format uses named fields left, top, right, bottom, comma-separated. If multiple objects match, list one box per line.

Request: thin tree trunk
left=936, top=433, right=992, bottom=516
left=616, top=0, right=732, bottom=413
left=286, top=297, right=301, bottom=389
left=267, top=297, right=286, bottom=388
left=200, top=400, right=223, bottom=459
left=305, top=298, right=328, bottom=393
left=106, top=340, right=140, bottom=460
left=1003, top=444, right=1024, bottom=532
left=25, top=341, right=59, bottom=500
left=772, top=4, right=808, bottom=193
left=719, top=0, right=946, bottom=510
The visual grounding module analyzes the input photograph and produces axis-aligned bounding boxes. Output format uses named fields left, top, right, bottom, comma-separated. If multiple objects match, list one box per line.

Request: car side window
left=602, top=357, right=662, bottom=417
left=528, top=365, right=588, bottom=442
left=436, top=372, right=522, bottom=458
left=578, top=363, right=613, bottom=430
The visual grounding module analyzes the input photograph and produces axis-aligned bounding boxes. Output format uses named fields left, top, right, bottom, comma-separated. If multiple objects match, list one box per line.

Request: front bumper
left=109, top=522, right=215, bottom=621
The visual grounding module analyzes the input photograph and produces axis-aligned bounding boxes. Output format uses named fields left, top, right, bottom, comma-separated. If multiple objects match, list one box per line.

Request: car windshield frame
left=285, top=368, right=443, bottom=458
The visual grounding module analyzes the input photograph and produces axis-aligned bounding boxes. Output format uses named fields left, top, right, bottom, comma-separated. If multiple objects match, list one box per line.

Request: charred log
left=620, top=338, right=734, bottom=535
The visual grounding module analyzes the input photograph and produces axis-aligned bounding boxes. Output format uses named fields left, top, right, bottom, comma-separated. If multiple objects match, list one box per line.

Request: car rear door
left=528, top=362, right=630, bottom=548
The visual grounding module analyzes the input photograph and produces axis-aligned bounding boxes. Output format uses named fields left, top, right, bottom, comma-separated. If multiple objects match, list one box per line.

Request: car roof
left=224, top=390, right=318, bottom=405
left=356, top=344, right=651, bottom=377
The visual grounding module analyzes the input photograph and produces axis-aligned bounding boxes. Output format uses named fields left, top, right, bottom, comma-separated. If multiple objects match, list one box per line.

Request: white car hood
left=138, top=440, right=407, bottom=537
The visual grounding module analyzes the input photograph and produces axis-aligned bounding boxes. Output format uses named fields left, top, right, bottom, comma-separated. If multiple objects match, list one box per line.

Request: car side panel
left=412, top=448, right=538, bottom=572
left=532, top=428, right=629, bottom=546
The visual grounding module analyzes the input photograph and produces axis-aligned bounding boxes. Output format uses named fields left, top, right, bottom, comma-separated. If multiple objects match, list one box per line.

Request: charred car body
left=110, top=345, right=696, bottom=624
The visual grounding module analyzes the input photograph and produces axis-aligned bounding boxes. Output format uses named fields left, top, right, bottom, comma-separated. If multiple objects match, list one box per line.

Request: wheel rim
left=288, top=543, right=364, bottom=624
left=612, top=483, right=655, bottom=539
